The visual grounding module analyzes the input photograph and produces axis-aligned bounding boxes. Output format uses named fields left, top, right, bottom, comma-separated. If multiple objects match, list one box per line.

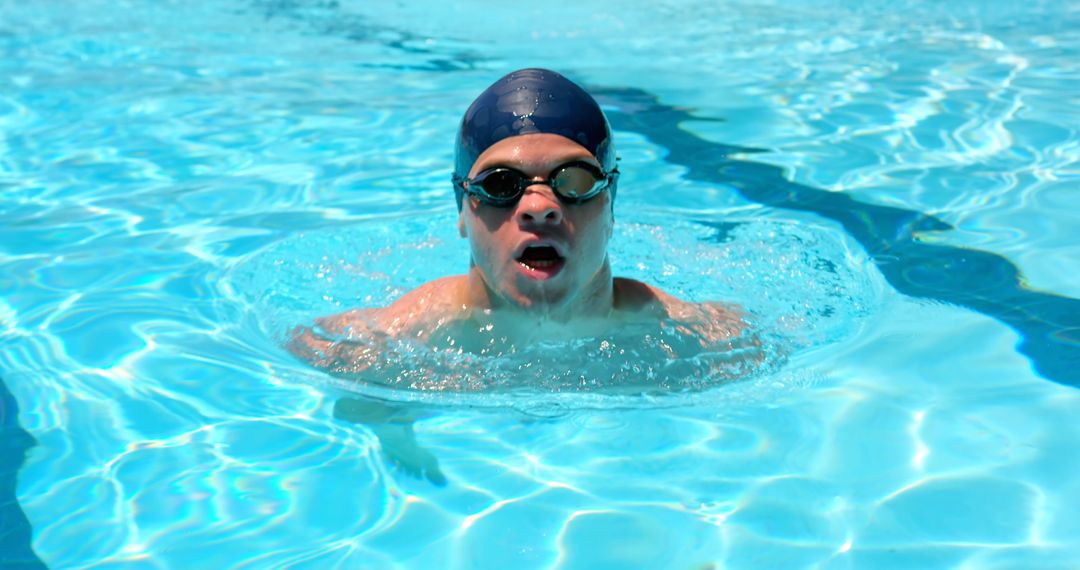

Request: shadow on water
left=247, top=0, right=485, bottom=72
left=594, top=86, right=1080, bottom=389
left=0, top=377, right=47, bottom=569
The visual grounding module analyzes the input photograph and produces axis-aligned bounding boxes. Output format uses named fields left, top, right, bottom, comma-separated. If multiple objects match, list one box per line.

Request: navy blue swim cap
left=453, top=68, right=617, bottom=209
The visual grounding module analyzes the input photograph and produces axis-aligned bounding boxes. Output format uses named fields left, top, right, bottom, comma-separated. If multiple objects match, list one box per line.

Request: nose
left=516, top=183, right=563, bottom=225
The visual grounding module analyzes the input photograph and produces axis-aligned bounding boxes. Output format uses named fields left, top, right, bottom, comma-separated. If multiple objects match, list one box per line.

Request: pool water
left=2, top=0, right=1079, bottom=568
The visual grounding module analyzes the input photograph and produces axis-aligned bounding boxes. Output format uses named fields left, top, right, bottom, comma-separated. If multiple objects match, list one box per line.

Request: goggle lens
left=462, top=161, right=614, bottom=206
left=551, top=165, right=602, bottom=198
left=477, top=169, right=524, bottom=201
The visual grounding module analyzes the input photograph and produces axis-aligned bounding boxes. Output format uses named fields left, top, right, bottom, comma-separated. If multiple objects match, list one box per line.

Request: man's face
left=458, top=133, right=614, bottom=312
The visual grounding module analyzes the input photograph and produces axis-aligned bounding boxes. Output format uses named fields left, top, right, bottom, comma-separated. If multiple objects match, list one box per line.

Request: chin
left=503, top=283, right=571, bottom=311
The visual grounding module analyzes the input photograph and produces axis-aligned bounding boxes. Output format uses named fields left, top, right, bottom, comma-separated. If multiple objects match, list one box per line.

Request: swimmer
left=292, top=68, right=747, bottom=373
left=290, top=69, right=754, bottom=484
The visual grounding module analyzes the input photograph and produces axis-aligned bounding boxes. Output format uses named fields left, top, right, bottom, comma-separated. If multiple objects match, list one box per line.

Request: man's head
left=453, top=68, right=617, bottom=209
left=453, top=69, right=619, bottom=313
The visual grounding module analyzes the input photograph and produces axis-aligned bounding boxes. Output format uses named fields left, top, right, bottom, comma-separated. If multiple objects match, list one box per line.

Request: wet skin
left=289, top=134, right=750, bottom=484
left=458, top=133, right=617, bottom=321
left=293, top=133, right=745, bottom=359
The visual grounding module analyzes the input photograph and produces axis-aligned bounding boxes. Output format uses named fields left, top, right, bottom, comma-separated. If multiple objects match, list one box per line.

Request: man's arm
left=287, top=309, right=381, bottom=375
left=287, top=309, right=448, bottom=486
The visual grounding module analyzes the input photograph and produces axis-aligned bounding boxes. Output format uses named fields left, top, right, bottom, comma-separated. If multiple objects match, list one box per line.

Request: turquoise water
left=2, top=0, right=1079, bottom=568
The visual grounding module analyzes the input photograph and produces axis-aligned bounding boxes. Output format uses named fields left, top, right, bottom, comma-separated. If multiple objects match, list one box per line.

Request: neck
left=461, top=260, right=615, bottom=338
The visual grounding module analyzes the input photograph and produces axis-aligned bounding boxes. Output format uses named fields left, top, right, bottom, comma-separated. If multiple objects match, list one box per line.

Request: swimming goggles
left=453, top=161, right=618, bottom=207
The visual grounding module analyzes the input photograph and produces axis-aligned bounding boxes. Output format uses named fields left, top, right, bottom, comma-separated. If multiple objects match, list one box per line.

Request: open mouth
left=516, top=245, right=566, bottom=277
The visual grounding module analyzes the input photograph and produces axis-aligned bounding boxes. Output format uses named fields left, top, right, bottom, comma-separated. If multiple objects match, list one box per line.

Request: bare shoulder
left=387, top=275, right=467, bottom=310
left=613, top=277, right=707, bottom=315
left=287, top=276, right=467, bottom=372
left=311, top=276, right=465, bottom=336
left=377, top=275, right=467, bottom=334
left=612, top=277, right=668, bottom=313
left=613, top=277, right=747, bottom=340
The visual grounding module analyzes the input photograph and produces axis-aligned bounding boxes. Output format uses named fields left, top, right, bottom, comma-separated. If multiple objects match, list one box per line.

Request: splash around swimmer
left=290, top=68, right=754, bottom=387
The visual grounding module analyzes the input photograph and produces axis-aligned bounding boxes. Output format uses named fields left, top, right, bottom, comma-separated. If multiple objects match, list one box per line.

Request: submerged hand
left=333, top=397, right=447, bottom=486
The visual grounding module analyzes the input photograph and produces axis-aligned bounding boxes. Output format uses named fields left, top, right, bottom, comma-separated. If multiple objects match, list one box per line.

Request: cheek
left=463, top=212, right=510, bottom=266
left=591, top=220, right=613, bottom=256
left=575, top=204, right=613, bottom=250
left=588, top=193, right=614, bottom=235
